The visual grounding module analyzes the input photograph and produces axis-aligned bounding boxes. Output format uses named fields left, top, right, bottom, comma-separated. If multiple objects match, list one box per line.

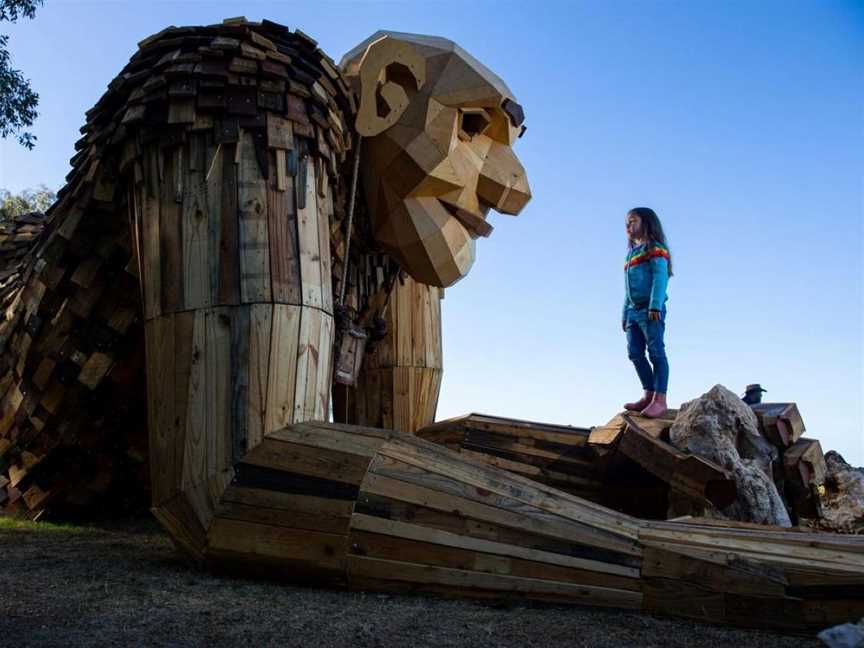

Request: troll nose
left=476, top=142, right=532, bottom=216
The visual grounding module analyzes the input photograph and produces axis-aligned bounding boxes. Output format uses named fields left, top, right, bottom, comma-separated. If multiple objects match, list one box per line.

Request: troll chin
left=372, top=195, right=477, bottom=288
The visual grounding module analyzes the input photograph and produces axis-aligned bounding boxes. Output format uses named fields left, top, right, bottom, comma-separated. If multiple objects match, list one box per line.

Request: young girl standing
left=622, top=207, right=672, bottom=418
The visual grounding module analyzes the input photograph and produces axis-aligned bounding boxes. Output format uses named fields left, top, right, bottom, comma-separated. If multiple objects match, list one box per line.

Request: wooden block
left=751, top=402, right=805, bottom=447
left=783, top=437, right=826, bottom=486
left=267, top=115, right=294, bottom=150
left=588, top=414, right=626, bottom=447
left=78, top=352, right=113, bottom=389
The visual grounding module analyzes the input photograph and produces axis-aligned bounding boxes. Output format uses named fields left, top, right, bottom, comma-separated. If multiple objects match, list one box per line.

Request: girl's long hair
left=628, top=207, right=673, bottom=277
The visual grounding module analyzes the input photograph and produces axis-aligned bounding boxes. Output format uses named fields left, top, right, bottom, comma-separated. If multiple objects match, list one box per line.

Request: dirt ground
left=0, top=517, right=823, bottom=648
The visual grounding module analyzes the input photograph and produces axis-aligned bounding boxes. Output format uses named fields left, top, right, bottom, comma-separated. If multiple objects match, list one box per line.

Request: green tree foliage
left=0, top=0, right=43, bottom=149
left=0, top=185, right=55, bottom=218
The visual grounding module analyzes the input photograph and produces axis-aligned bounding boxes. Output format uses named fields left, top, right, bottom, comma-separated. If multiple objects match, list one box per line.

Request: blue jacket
left=622, top=241, right=670, bottom=321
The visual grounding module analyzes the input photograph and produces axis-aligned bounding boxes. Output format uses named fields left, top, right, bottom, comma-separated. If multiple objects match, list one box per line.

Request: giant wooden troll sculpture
left=1, top=20, right=862, bottom=633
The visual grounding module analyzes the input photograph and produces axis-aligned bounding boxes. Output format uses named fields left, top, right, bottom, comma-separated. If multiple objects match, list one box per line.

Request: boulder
left=670, top=384, right=791, bottom=527
left=818, top=618, right=864, bottom=648
left=818, top=451, right=864, bottom=533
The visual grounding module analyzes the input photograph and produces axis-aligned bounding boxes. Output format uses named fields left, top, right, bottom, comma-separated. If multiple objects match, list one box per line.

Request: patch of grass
left=0, top=516, right=90, bottom=533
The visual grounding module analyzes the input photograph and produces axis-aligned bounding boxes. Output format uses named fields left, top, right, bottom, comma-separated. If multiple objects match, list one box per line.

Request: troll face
left=341, top=32, right=531, bottom=287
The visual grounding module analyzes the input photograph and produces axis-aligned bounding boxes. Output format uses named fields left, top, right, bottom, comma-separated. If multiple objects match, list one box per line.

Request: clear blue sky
left=1, top=1, right=862, bottom=464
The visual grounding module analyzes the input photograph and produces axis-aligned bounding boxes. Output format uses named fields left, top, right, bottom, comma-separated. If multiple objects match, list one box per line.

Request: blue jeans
left=625, top=306, right=669, bottom=394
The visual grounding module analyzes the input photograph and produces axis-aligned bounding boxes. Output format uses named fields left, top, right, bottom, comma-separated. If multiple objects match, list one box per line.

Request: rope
left=338, top=136, right=362, bottom=306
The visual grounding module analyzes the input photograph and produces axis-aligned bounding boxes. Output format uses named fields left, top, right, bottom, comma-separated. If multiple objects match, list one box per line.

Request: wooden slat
left=145, top=316, right=177, bottom=504
left=247, top=303, right=272, bottom=450
left=207, top=517, right=347, bottom=571
left=316, top=172, right=333, bottom=313
left=267, top=151, right=301, bottom=304
left=182, top=138, right=212, bottom=310
left=296, top=157, right=322, bottom=309
left=264, top=304, right=301, bottom=432
left=139, top=175, right=161, bottom=320
left=351, top=513, right=639, bottom=577
left=347, top=556, right=642, bottom=608
left=217, top=143, right=240, bottom=305
left=349, top=528, right=640, bottom=591
left=159, top=147, right=184, bottom=313
left=377, top=435, right=642, bottom=542
left=237, top=130, right=272, bottom=303
left=294, top=306, right=321, bottom=420
left=365, top=453, right=640, bottom=558
left=242, top=437, right=371, bottom=485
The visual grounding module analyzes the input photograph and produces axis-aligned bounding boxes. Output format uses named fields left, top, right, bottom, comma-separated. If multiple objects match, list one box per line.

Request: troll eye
left=458, top=108, right=491, bottom=141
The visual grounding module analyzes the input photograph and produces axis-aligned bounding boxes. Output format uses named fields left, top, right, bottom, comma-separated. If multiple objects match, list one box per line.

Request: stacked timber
left=416, top=414, right=603, bottom=499
left=155, top=420, right=863, bottom=633
left=418, top=413, right=736, bottom=520
left=0, top=18, right=365, bottom=517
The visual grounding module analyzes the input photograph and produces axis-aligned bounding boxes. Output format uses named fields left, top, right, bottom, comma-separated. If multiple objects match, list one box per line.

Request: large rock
left=818, top=451, right=864, bottom=533
left=818, top=618, right=864, bottom=648
left=670, top=384, right=791, bottom=527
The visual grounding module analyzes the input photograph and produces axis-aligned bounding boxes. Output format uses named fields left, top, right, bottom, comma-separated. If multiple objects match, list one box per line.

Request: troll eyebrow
left=502, top=98, right=525, bottom=127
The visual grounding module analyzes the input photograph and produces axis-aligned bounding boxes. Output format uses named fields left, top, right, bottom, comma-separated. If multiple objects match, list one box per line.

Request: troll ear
left=354, top=36, right=426, bottom=137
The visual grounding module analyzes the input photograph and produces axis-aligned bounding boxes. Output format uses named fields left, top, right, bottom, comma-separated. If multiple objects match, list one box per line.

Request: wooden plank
left=218, top=143, right=240, bottom=305
left=205, top=141, right=224, bottom=305
left=230, top=306, right=251, bottom=463
left=204, top=307, right=233, bottom=479
left=618, top=414, right=736, bottom=508
left=267, top=114, right=294, bottom=149
left=639, top=529, right=864, bottom=573
left=145, top=317, right=176, bottom=505
left=264, top=304, right=301, bottom=432
left=247, top=304, right=272, bottom=450
left=351, top=513, right=638, bottom=577
left=377, top=436, right=642, bottom=543
left=221, top=485, right=354, bottom=517
left=294, top=306, right=321, bottom=421
left=242, top=437, right=370, bottom=485
left=172, top=310, right=195, bottom=502
left=139, top=178, right=162, bottom=320
left=317, top=173, right=333, bottom=314
left=346, top=556, right=642, bottom=608
left=182, top=309, right=208, bottom=489
left=266, top=152, right=301, bottom=304
left=160, top=147, right=184, bottom=313
left=365, top=454, right=641, bottom=559
left=77, top=352, right=113, bottom=389
left=641, top=546, right=787, bottom=597
left=237, top=130, right=272, bottom=303
left=296, top=157, right=322, bottom=309
left=207, top=517, right=347, bottom=571
left=269, top=423, right=384, bottom=457
left=348, top=528, right=640, bottom=591
left=182, top=141, right=212, bottom=310
left=316, top=314, right=334, bottom=419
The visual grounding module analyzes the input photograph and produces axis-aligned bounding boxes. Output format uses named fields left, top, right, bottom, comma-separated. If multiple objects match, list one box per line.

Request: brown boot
left=624, top=390, right=654, bottom=412
left=640, top=392, right=668, bottom=418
